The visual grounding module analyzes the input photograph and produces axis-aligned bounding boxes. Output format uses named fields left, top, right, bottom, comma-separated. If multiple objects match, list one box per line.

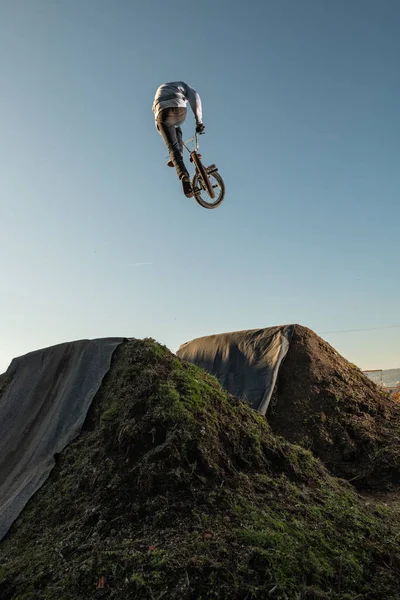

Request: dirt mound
left=268, top=325, right=400, bottom=489
left=178, top=325, right=400, bottom=489
left=1, top=339, right=399, bottom=599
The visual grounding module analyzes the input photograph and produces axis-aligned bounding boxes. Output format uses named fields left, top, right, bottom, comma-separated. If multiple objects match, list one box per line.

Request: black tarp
left=0, top=338, right=124, bottom=541
left=177, top=325, right=294, bottom=414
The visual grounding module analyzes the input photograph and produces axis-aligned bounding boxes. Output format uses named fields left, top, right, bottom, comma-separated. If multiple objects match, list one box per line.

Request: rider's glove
left=196, top=122, right=205, bottom=134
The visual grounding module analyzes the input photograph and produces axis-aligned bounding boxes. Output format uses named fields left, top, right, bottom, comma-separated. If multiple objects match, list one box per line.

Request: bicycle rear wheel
left=192, top=170, right=225, bottom=209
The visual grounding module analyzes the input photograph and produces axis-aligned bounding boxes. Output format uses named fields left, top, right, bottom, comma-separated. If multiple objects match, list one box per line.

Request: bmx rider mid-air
left=152, top=81, right=205, bottom=198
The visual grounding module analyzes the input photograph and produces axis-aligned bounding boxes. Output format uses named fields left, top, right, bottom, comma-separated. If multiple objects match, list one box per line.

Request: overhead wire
left=319, top=325, right=400, bottom=334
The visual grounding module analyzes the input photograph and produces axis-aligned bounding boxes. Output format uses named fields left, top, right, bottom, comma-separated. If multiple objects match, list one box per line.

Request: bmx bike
left=182, top=133, right=225, bottom=209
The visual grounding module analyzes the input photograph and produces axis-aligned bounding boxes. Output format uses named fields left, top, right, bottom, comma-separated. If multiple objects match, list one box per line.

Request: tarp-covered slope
left=0, top=338, right=123, bottom=541
left=178, top=325, right=400, bottom=487
left=177, top=325, right=294, bottom=415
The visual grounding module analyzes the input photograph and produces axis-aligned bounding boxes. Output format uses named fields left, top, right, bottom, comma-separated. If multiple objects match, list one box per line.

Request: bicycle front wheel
left=191, top=152, right=215, bottom=199
left=192, top=171, right=225, bottom=209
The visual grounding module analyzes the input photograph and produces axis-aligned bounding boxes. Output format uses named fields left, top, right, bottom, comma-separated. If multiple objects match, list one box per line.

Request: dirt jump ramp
left=0, top=338, right=124, bottom=541
left=178, top=325, right=400, bottom=488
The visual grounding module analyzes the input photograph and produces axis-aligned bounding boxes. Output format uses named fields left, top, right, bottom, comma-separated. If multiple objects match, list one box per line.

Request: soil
left=268, top=325, right=400, bottom=489
left=0, top=339, right=399, bottom=599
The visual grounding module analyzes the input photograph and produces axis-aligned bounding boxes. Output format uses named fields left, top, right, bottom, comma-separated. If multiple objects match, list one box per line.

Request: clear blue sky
left=1, top=0, right=399, bottom=372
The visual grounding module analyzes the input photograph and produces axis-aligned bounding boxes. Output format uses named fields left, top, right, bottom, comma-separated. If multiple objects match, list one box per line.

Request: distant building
left=363, top=369, right=400, bottom=396
left=363, top=369, right=383, bottom=386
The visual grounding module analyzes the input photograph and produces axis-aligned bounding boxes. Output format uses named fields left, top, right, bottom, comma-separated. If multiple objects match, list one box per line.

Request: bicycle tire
left=191, top=152, right=215, bottom=199
left=193, top=171, right=225, bottom=209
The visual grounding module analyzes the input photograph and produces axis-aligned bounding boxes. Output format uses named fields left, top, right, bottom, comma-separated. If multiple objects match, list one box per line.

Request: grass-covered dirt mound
left=268, top=326, right=400, bottom=489
left=1, top=339, right=399, bottom=599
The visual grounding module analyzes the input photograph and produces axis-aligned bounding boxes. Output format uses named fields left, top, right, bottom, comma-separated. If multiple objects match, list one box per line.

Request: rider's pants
left=156, top=107, right=189, bottom=180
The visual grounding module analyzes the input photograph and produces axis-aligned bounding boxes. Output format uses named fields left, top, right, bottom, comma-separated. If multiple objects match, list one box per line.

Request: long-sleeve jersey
left=152, top=81, right=203, bottom=123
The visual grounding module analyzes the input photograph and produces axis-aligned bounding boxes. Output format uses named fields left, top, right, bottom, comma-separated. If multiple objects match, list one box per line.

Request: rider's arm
left=185, top=84, right=203, bottom=124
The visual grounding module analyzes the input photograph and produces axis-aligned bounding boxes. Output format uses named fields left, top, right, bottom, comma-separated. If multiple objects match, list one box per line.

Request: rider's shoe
left=181, top=176, right=193, bottom=198
left=167, top=152, right=183, bottom=167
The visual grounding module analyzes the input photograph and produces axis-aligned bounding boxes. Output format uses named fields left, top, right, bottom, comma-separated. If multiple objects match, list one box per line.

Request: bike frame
left=182, top=132, right=200, bottom=154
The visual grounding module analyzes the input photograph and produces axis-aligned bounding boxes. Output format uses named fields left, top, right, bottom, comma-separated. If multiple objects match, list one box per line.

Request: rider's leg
left=176, top=125, right=184, bottom=156
left=156, top=108, right=188, bottom=180
left=166, top=125, right=184, bottom=167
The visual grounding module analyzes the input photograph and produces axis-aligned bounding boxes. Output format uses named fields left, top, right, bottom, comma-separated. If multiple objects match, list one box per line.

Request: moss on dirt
left=0, top=339, right=399, bottom=599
